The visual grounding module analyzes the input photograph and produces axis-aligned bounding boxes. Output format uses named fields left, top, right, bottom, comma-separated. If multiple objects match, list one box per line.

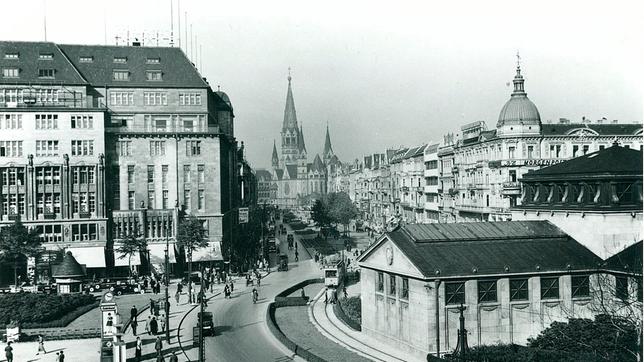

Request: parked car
left=182, top=272, right=201, bottom=285
left=110, top=283, right=139, bottom=296
left=198, top=311, right=214, bottom=336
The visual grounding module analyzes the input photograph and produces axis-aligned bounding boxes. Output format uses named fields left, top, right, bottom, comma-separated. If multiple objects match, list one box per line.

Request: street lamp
left=164, top=221, right=171, bottom=343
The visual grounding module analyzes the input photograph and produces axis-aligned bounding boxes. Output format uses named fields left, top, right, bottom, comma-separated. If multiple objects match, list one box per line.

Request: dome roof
left=497, top=64, right=541, bottom=127
left=52, top=251, right=85, bottom=278
left=215, top=90, right=232, bottom=108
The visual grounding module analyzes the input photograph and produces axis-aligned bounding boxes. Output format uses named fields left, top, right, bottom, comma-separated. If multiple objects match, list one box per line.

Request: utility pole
left=164, top=221, right=170, bottom=342
left=198, top=265, right=205, bottom=361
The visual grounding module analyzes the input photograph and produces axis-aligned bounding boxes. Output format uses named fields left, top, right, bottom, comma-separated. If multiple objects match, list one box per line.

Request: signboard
left=239, top=207, right=249, bottom=224
left=489, top=159, right=566, bottom=168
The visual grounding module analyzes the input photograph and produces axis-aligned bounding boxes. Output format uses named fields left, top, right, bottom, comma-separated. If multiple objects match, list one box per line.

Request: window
left=119, top=141, right=132, bottom=156
left=527, top=145, right=534, bottom=159
left=550, top=144, right=562, bottom=158
left=144, top=92, right=167, bottom=106
left=146, top=71, right=162, bottom=81
left=147, top=165, right=155, bottom=183
left=508, top=146, right=516, bottom=159
left=113, top=57, right=127, bottom=63
left=127, top=165, right=135, bottom=184
left=35, top=114, right=58, bottom=129
left=198, top=165, right=205, bottom=183
left=186, top=141, right=201, bottom=156
left=183, top=190, right=191, bottom=209
left=35, top=140, right=59, bottom=156
left=388, top=274, right=396, bottom=295
left=110, top=92, right=134, bottom=106
left=573, top=145, right=579, bottom=157
left=39, top=53, right=53, bottom=60
left=1, top=114, right=22, bottom=129
left=376, top=272, right=384, bottom=292
left=4, top=53, right=18, bottom=59
left=147, top=191, right=155, bottom=209
left=3, top=68, right=19, bottom=78
left=183, top=120, right=194, bottom=131
left=71, top=115, right=93, bottom=129
left=38, top=69, right=55, bottom=78
left=583, top=145, right=590, bottom=155
left=146, top=58, right=160, bottom=64
left=571, top=275, right=590, bottom=298
left=162, top=190, right=169, bottom=209
left=128, top=191, right=135, bottom=210
left=34, top=89, right=59, bottom=104
left=183, top=165, right=191, bottom=183
left=599, top=145, right=605, bottom=151
left=426, top=176, right=438, bottom=186
left=541, top=277, right=559, bottom=300
left=198, top=190, right=205, bottom=210
left=179, top=93, right=202, bottom=106
left=155, top=119, right=167, bottom=131
left=0, top=141, right=23, bottom=157
left=510, top=278, right=529, bottom=301
left=149, top=141, right=166, bottom=156
left=401, top=277, right=409, bottom=300
left=161, top=165, right=168, bottom=185
left=445, top=282, right=465, bottom=305
left=79, top=56, right=93, bottom=63
left=478, top=280, right=497, bottom=302
left=113, top=70, right=129, bottom=81
left=615, top=276, right=628, bottom=300
left=0, top=89, right=23, bottom=103
left=71, top=140, right=94, bottom=156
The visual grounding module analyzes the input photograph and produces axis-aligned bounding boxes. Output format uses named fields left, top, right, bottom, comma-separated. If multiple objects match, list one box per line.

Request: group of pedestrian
left=3, top=337, right=64, bottom=362
left=324, top=287, right=339, bottom=304
left=223, top=279, right=234, bottom=298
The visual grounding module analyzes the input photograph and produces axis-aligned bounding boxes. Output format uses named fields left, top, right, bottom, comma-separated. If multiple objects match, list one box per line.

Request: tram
left=322, top=254, right=345, bottom=287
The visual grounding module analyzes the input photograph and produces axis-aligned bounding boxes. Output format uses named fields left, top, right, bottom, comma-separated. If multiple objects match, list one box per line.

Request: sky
left=2, top=0, right=642, bottom=168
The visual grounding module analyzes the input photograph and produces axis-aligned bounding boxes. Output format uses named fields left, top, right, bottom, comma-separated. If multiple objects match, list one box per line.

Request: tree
left=327, top=192, right=358, bottom=236
left=0, top=219, right=42, bottom=286
left=311, top=199, right=330, bottom=228
left=176, top=216, right=209, bottom=302
left=115, top=229, right=147, bottom=278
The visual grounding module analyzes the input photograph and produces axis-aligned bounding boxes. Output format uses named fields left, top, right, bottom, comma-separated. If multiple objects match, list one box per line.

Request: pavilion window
left=478, top=280, right=497, bottom=303
left=571, top=275, right=590, bottom=298
left=445, top=281, right=465, bottom=305
left=510, top=278, right=529, bottom=301
left=376, top=272, right=384, bottom=292
left=540, top=277, right=560, bottom=300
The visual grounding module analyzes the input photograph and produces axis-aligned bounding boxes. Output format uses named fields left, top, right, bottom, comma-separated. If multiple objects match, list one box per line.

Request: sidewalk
left=308, top=287, right=420, bottom=362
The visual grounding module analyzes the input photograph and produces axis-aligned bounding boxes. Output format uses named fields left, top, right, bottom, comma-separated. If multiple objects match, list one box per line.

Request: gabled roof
left=541, top=123, right=642, bottom=136
left=0, top=41, right=87, bottom=85
left=52, top=251, right=86, bottom=278
left=311, top=154, right=325, bottom=172
left=604, top=241, right=642, bottom=275
left=298, top=125, right=307, bottom=153
left=58, top=44, right=207, bottom=88
left=285, top=165, right=298, bottom=179
left=523, top=145, right=642, bottom=179
left=361, top=221, right=602, bottom=279
left=255, top=169, right=272, bottom=181
left=274, top=169, right=284, bottom=180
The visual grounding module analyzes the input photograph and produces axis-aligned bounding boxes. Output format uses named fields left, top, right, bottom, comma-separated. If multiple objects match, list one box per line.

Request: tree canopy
left=176, top=216, right=209, bottom=260
left=115, top=229, right=147, bottom=276
left=0, top=219, right=42, bottom=285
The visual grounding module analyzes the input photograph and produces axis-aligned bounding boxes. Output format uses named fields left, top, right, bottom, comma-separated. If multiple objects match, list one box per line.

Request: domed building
left=496, top=63, right=542, bottom=136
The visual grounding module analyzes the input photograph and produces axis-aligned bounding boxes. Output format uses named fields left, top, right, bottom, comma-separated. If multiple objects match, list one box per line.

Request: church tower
left=280, top=71, right=301, bottom=166
left=271, top=140, right=279, bottom=168
left=323, top=124, right=335, bottom=164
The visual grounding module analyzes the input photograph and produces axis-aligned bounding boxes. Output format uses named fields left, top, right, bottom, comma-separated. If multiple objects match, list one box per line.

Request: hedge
left=0, top=293, right=96, bottom=327
left=22, top=301, right=99, bottom=328
left=336, top=296, right=361, bottom=331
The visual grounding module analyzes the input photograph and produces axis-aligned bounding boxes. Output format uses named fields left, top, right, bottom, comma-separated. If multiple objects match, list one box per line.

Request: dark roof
left=255, top=169, right=272, bottom=181
left=58, top=44, right=207, bottom=88
left=604, top=241, right=642, bottom=274
left=371, top=221, right=602, bottom=278
left=275, top=169, right=284, bottom=180
left=52, top=251, right=86, bottom=278
left=285, top=165, right=298, bottom=178
left=541, top=123, right=642, bottom=136
left=523, top=145, right=643, bottom=179
left=0, top=41, right=87, bottom=85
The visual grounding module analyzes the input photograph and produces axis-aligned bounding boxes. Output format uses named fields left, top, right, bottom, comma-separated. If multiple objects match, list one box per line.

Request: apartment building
left=423, top=143, right=440, bottom=223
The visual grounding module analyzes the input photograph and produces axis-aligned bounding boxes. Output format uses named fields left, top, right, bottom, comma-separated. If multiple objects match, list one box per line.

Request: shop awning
left=65, top=246, right=106, bottom=268
left=148, top=243, right=176, bottom=264
left=114, top=250, right=141, bottom=267
left=189, top=242, right=223, bottom=262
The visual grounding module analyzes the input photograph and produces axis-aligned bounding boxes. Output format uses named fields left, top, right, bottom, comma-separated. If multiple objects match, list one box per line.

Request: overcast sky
left=2, top=0, right=642, bottom=168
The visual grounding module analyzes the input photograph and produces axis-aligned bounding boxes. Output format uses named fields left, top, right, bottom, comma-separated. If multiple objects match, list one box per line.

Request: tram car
left=322, top=255, right=345, bottom=287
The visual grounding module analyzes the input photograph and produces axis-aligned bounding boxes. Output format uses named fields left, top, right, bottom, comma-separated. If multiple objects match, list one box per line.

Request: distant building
left=357, top=221, right=641, bottom=360
left=512, top=144, right=642, bottom=258
left=255, top=169, right=274, bottom=205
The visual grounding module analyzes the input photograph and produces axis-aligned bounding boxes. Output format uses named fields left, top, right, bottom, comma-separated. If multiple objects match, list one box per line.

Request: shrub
left=0, top=293, right=96, bottom=327
left=340, top=295, right=361, bottom=325
left=459, top=344, right=603, bottom=362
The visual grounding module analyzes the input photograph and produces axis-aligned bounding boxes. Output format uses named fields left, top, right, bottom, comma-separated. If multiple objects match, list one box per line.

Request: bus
left=322, top=255, right=345, bottom=287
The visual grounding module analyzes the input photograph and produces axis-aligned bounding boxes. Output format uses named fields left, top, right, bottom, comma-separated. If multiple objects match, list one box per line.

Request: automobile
left=109, top=283, right=140, bottom=296
left=182, top=272, right=201, bottom=285
left=198, top=311, right=214, bottom=336
left=278, top=254, right=289, bottom=271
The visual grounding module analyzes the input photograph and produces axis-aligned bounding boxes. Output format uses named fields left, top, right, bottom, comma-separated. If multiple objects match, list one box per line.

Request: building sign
left=489, top=159, right=566, bottom=168
left=239, top=207, right=249, bottom=224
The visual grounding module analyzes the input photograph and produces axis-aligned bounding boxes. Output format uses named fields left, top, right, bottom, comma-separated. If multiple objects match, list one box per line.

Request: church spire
left=298, top=124, right=307, bottom=154
left=282, top=68, right=298, bottom=130
left=323, top=123, right=334, bottom=161
left=512, top=51, right=526, bottom=96
left=272, top=139, right=279, bottom=167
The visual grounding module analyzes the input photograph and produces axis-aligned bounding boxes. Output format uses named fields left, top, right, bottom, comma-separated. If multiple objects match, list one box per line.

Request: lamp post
left=164, top=222, right=170, bottom=342
left=198, top=265, right=205, bottom=362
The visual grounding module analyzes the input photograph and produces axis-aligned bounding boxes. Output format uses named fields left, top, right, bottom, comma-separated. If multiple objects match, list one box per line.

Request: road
left=203, top=221, right=319, bottom=362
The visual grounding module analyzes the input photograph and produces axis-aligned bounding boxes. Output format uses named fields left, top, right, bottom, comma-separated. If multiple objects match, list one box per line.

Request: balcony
left=501, top=181, right=521, bottom=196
left=106, top=125, right=219, bottom=135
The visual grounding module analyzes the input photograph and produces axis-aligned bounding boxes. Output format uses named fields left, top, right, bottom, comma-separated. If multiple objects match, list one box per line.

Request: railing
left=106, top=125, right=219, bottom=134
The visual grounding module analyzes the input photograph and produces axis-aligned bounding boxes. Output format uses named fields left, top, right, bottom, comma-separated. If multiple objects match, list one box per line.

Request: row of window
left=3, top=53, right=53, bottom=60
left=110, top=91, right=202, bottom=106
left=1, top=68, right=56, bottom=79
left=127, top=164, right=206, bottom=184
left=376, top=273, right=410, bottom=300
left=0, top=114, right=22, bottom=129
left=124, top=189, right=206, bottom=211
left=112, top=70, right=163, bottom=82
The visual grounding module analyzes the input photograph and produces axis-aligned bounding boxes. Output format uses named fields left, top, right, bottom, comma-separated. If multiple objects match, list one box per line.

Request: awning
left=114, top=250, right=141, bottom=267
left=148, top=243, right=176, bottom=264
left=189, top=242, right=223, bottom=262
left=66, top=246, right=106, bottom=268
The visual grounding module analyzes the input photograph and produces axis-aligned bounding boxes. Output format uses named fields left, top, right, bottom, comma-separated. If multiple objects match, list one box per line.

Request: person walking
left=150, top=298, right=156, bottom=315
left=224, top=284, right=230, bottom=299
left=145, top=315, right=152, bottom=335
left=36, top=335, right=46, bottom=355
left=343, top=286, right=348, bottom=299
left=175, top=290, right=180, bottom=305
left=150, top=316, right=158, bottom=335
left=4, top=341, right=12, bottom=362
left=130, top=305, right=138, bottom=321
left=131, top=317, right=138, bottom=336
left=58, top=350, right=65, bottom=362
left=229, top=280, right=234, bottom=293
left=324, top=288, right=328, bottom=304
left=154, top=336, right=163, bottom=357
left=169, top=351, right=178, bottom=362
left=135, top=337, right=143, bottom=362
left=159, top=313, right=166, bottom=333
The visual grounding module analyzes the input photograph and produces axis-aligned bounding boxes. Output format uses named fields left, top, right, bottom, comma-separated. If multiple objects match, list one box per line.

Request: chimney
left=613, top=120, right=619, bottom=124
left=132, top=41, right=141, bottom=47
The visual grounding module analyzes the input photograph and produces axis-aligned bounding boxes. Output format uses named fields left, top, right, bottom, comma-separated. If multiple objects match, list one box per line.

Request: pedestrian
left=135, top=337, right=143, bottom=361
left=4, top=341, right=12, bottom=362
left=229, top=280, right=234, bottom=293
left=177, top=282, right=183, bottom=294
left=175, top=290, right=180, bottom=305
left=224, top=284, right=230, bottom=299
left=159, top=313, right=166, bottom=332
left=146, top=315, right=152, bottom=335
left=150, top=316, right=158, bottom=335
left=333, top=289, right=338, bottom=304
left=58, top=350, right=65, bottom=362
left=169, top=351, right=179, bottom=362
left=150, top=298, right=156, bottom=315
left=343, top=286, right=348, bottom=299
left=156, top=354, right=165, bottom=362
left=131, top=317, right=138, bottom=336
left=36, top=334, right=46, bottom=355
left=131, top=305, right=138, bottom=321
left=324, top=288, right=328, bottom=304
left=154, top=336, right=163, bottom=357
